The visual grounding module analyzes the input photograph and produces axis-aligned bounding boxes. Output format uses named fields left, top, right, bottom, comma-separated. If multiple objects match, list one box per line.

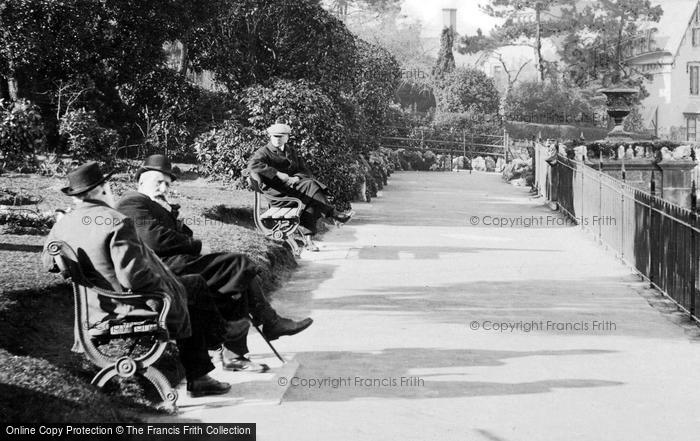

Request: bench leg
left=143, top=366, right=178, bottom=410
left=92, top=365, right=119, bottom=389
left=92, top=359, right=177, bottom=410
left=285, top=236, right=302, bottom=256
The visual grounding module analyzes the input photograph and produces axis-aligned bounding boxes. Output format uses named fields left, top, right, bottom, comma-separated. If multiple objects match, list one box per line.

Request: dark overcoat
left=247, top=143, right=332, bottom=234
left=42, top=200, right=192, bottom=338
left=116, top=191, right=257, bottom=300
left=247, top=143, right=327, bottom=197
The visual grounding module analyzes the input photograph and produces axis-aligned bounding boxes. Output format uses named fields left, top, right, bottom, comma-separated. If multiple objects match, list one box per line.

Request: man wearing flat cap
left=42, top=161, right=248, bottom=397
left=116, top=154, right=312, bottom=372
left=247, top=121, right=353, bottom=251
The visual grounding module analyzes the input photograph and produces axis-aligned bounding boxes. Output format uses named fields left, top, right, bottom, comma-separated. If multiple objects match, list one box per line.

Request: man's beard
left=152, top=194, right=172, bottom=211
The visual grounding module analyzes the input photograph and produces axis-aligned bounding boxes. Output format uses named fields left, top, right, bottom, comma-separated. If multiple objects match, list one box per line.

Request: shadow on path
left=283, top=347, right=621, bottom=402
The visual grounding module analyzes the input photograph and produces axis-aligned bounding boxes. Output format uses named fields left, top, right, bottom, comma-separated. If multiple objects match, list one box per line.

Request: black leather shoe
left=223, top=319, right=250, bottom=342
left=333, top=210, right=354, bottom=224
left=187, top=375, right=231, bottom=397
left=263, top=317, right=313, bottom=341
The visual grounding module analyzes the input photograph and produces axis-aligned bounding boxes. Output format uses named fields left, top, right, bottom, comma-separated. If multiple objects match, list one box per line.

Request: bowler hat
left=61, top=161, right=113, bottom=196
left=135, top=154, right=178, bottom=182
left=266, top=123, right=292, bottom=136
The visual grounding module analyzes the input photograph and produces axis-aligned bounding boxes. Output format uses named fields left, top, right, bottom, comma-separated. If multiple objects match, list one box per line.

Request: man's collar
left=79, top=198, right=111, bottom=209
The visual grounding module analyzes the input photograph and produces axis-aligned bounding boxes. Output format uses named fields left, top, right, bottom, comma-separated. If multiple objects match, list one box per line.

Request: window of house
left=693, top=28, right=700, bottom=46
left=691, top=65, right=700, bottom=95
left=687, top=115, right=697, bottom=141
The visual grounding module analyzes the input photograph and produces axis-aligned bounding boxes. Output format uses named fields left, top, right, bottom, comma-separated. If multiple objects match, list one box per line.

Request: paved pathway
left=159, top=171, right=700, bottom=441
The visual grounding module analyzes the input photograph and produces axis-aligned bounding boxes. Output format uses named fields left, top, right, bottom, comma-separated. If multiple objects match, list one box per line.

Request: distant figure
left=247, top=122, right=353, bottom=251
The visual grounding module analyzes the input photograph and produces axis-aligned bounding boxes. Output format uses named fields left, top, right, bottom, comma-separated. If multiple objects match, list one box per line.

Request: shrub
left=59, top=109, right=119, bottom=163
left=0, top=187, right=42, bottom=205
left=243, top=79, right=362, bottom=209
left=194, top=121, right=263, bottom=187
left=422, top=150, right=437, bottom=170
left=0, top=99, right=45, bottom=172
left=398, top=150, right=425, bottom=171
left=118, top=69, right=215, bottom=161
left=504, top=80, right=599, bottom=125
left=351, top=40, right=402, bottom=152
left=434, top=68, right=500, bottom=115
left=0, top=208, right=55, bottom=235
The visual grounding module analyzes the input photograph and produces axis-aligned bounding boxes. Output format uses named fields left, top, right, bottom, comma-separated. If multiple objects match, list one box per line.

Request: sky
left=400, top=0, right=501, bottom=38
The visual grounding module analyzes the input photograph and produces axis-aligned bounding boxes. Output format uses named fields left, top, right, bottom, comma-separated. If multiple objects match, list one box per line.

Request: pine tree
left=432, top=28, right=456, bottom=82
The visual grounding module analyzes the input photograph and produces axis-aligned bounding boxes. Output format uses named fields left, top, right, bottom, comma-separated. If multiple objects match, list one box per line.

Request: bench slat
left=261, top=207, right=298, bottom=219
left=261, top=207, right=283, bottom=219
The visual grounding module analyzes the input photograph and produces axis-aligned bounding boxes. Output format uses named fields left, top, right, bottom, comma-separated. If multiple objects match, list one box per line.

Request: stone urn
left=599, top=88, right=638, bottom=141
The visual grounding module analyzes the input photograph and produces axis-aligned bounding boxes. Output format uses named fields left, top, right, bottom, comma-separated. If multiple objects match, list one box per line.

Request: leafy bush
left=351, top=40, right=402, bottom=152
left=434, top=68, right=500, bottom=115
left=243, top=79, right=361, bottom=209
left=0, top=99, right=44, bottom=172
left=194, top=121, right=263, bottom=186
left=504, top=80, right=600, bottom=125
left=59, top=109, right=119, bottom=163
left=0, top=187, right=42, bottom=205
left=422, top=151, right=437, bottom=170
left=189, top=0, right=357, bottom=96
left=0, top=208, right=55, bottom=235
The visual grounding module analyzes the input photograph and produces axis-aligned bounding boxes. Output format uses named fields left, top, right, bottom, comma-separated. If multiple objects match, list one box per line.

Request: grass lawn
left=0, top=170, right=296, bottom=422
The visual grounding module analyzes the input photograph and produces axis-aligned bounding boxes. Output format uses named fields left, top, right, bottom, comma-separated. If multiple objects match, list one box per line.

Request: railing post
left=469, top=133, right=474, bottom=175
left=462, top=130, right=464, bottom=168
left=691, top=217, right=696, bottom=316
left=620, top=183, right=625, bottom=260
left=649, top=194, right=655, bottom=287
left=692, top=180, right=697, bottom=212
left=580, top=160, right=585, bottom=225
left=599, top=169, right=603, bottom=242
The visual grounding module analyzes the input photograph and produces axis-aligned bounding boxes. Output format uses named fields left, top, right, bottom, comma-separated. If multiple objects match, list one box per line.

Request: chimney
left=442, top=8, right=457, bottom=33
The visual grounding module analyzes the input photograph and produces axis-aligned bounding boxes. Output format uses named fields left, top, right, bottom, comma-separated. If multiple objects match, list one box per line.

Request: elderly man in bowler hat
left=42, top=161, right=248, bottom=397
left=247, top=122, right=353, bottom=251
left=116, top=154, right=313, bottom=372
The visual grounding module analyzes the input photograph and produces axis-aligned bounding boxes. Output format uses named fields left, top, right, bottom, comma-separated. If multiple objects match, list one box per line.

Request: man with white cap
left=247, top=121, right=353, bottom=251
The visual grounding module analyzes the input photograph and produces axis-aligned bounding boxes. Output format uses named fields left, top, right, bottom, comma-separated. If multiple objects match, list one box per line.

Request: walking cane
left=249, top=314, right=286, bottom=363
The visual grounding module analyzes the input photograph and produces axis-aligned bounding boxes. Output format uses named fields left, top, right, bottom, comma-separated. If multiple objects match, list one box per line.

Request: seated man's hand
left=286, top=176, right=301, bottom=185
left=276, top=171, right=291, bottom=182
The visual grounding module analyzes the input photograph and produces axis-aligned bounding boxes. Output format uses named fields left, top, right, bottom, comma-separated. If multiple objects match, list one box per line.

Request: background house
left=626, top=0, right=700, bottom=140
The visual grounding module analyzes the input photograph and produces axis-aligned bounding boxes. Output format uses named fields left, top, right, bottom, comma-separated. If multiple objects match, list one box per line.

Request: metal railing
left=535, top=143, right=700, bottom=318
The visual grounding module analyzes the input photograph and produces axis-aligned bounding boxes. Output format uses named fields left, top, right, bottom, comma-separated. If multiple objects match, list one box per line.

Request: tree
left=504, top=79, right=598, bottom=124
left=561, top=0, right=662, bottom=90
left=432, top=28, right=456, bottom=82
left=478, top=0, right=577, bottom=82
left=188, top=0, right=358, bottom=95
left=494, top=52, right=531, bottom=99
left=323, top=0, right=402, bottom=23
left=0, top=0, right=196, bottom=144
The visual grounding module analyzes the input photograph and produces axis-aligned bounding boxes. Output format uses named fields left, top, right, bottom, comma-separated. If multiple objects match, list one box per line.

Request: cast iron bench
left=247, top=171, right=306, bottom=256
left=46, top=240, right=178, bottom=410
